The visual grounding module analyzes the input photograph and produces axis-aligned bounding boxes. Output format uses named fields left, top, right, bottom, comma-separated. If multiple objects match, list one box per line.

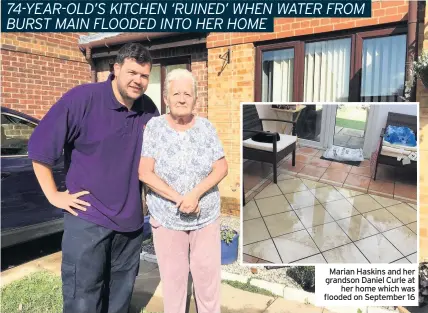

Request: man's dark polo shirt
left=28, top=74, right=159, bottom=232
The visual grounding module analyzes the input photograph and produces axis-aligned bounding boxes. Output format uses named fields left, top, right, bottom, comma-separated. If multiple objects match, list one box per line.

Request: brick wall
left=206, top=1, right=409, bottom=217
left=417, top=3, right=428, bottom=262
left=208, top=44, right=254, bottom=216
left=2, top=124, right=33, bottom=139
left=95, top=46, right=208, bottom=117
left=1, top=33, right=91, bottom=119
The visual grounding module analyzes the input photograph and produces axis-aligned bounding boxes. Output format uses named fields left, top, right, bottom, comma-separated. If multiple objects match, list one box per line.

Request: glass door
left=261, top=48, right=295, bottom=102
left=323, top=104, right=377, bottom=158
left=333, top=104, right=369, bottom=149
left=266, top=104, right=330, bottom=149
left=295, top=104, right=329, bottom=149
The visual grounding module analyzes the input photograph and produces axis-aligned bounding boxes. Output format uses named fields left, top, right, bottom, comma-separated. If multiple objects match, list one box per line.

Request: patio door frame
left=254, top=23, right=412, bottom=102
left=297, top=105, right=335, bottom=150
left=322, top=104, right=380, bottom=159
left=254, top=41, right=303, bottom=102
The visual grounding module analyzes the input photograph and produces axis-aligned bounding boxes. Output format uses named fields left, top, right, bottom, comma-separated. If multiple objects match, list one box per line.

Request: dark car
left=1, top=107, right=66, bottom=248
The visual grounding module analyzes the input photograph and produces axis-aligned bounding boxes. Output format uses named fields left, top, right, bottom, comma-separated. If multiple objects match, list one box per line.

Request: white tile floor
left=242, top=176, right=418, bottom=264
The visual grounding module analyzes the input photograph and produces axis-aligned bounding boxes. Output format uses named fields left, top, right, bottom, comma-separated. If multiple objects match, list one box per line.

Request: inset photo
left=242, top=103, right=418, bottom=264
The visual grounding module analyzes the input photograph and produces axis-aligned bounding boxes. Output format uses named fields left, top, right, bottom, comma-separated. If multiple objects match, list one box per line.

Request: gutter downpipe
left=407, top=0, right=418, bottom=101
left=85, top=47, right=97, bottom=83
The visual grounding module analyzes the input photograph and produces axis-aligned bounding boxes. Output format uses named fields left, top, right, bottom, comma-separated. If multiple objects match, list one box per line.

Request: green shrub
left=220, top=226, right=237, bottom=245
left=287, top=266, right=315, bottom=291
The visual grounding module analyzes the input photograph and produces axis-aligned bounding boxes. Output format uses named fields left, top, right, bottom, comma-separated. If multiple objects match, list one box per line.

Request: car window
left=1, top=114, right=36, bottom=156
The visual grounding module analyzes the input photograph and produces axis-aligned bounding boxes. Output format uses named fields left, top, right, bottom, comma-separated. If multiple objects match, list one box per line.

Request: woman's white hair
left=163, top=68, right=197, bottom=100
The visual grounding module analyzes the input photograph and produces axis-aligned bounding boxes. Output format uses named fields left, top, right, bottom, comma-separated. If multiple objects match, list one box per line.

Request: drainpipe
left=406, top=0, right=418, bottom=101
left=85, top=47, right=97, bottom=83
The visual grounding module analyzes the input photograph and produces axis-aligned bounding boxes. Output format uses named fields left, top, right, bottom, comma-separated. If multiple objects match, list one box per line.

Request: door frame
left=321, top=104, right=379, bottom=158
left=255, top=41, right=301, bottom=102
left=362, top=104, right=379, bottom=158
left=153, top=56, right=191, bottom=114
left=254, top=23, right=411, bottom=102
left=297, top=105, right=335, bottom=149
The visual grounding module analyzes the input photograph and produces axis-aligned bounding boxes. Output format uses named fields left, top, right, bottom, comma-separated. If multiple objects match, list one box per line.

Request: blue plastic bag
left=384, top=126, right=416, bottom=147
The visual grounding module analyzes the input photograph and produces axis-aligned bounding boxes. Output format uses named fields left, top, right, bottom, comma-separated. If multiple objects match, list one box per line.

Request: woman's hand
left=179, top=191, right=200, bottom=215
left=173, top=193, right=184, bottom=208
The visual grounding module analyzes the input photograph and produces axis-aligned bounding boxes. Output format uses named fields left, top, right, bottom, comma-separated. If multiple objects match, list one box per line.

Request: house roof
left=78, top=32, right=178, bottom=49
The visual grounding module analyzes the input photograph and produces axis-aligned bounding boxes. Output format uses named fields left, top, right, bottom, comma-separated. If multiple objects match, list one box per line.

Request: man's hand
left=48, top=190, right=91, bottom=216
left=179, top=191, right=200, bottom=215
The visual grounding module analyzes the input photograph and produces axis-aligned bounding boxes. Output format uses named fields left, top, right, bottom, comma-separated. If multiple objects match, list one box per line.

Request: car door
left=1, top=112, right=66, bottom=246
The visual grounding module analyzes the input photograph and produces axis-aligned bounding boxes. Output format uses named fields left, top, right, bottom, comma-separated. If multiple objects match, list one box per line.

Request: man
left=28, top=43, right=159, bottom=313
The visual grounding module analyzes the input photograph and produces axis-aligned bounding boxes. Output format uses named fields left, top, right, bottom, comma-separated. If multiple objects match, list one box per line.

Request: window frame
left=1, top=113, right=37, bottom=158
left=353, top=25, right=408, bottom=102
left=255, top=24, right=409, bottom=102
left=255, top=41, right=301, bottom=103
left=153, top=56, right=191, bottom=114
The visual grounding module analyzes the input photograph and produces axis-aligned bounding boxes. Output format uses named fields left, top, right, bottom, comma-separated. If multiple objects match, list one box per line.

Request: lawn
left=1, top=271, right=158, bottom=313
left=335, top=117, right=366, bottom=131
left=335, top=105, right=368, bottom=131
left=1, top=271, right=62, bottom=313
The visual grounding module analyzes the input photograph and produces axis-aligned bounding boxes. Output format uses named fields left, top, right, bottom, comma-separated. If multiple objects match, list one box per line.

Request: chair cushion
left=382, top=139, right=417, bottom=152
left=243, top=134, right=297, bottom=152
left=381, top=145, right=418, bottom=161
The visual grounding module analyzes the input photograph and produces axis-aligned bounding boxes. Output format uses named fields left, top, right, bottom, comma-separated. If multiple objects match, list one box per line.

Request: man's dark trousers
left=61, top=213, right=144, bottom=313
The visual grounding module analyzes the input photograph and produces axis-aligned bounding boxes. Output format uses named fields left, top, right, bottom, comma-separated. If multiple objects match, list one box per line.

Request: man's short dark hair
left=115, top=43, right=152, bottom=67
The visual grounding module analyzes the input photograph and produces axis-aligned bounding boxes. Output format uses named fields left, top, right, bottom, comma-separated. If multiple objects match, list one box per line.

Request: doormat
left=320, top=156, right=361, bottom=166
left=321, top=146, right=364, bottom=166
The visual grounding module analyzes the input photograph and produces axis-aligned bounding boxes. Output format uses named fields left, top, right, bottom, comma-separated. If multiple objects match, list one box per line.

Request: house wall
left=417, top=2, right=428, bottom=262
left=1, top=33, right=91, bottom=119
left=94, top=46, right=209, bottom=118
left=369, top=104, right=418, bottom=154
left=207, top=1, right=408, bottom=48
left=255, top=104, right=282, bottom=133
left=208, top=1, right=409, bottom=217
left=208, top=44, right=254, bottom=216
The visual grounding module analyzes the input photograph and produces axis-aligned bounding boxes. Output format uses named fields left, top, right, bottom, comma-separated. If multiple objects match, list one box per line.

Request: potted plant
left=220, top=225, right=239, bottom=265
left=413, top=51, right=428, bottom=89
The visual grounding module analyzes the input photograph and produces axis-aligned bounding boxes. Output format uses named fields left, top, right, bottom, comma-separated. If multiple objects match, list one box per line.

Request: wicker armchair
left=242, top=105, right=297, bottom=184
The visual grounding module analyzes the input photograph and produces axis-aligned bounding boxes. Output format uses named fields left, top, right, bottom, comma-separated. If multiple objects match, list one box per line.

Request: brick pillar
left=208, top=43, right=255, bottom=216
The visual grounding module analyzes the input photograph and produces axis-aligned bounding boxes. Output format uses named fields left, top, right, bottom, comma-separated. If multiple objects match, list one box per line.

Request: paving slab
left=139, top=259, right=158, bottom=275
left=131, top=267, right=162, bottom=313
left=131, top=266, right=194, bottom=313
left=325, top=306, right=370, bottom=313
left=264, top=297, right=324, bottom=313
left=141, top=283, right=276, bottom=313
left=251, top=278, right=285, bottom=297
left=283, top=287, right=316, bottom=305
left=220, top=284, right=275, bottom=313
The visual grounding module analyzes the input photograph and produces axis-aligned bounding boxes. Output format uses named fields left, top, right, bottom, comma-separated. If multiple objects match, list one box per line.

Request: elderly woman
left=139, top=69, right=228, bottom=313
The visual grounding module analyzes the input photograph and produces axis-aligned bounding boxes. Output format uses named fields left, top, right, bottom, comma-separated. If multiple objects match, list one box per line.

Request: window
left=262, top=49, right=294, bottom=102
left=1, top=114, right=36, bottom=156
left=360, top=35, right=407, bottom=102
left=256, top=26, right=408, bottom=102
left=145, top=64, right=162, bottom=113
left=304, top=38, right=351, bottom=102
left=144, top=58, right=190, bottom=114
